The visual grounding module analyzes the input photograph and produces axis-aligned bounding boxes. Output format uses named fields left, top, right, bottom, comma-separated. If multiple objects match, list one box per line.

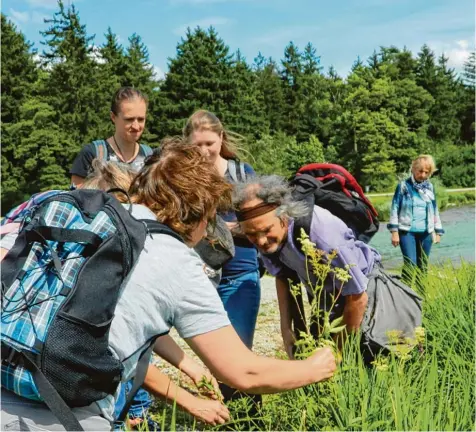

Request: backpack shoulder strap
left=227, top=159, right=239, bottom=183
left=140, top=144, right=153, bottom=157
left=292, top=207, right=313, bottom=256
left=117, top=332, right=167, bottom=422
left=92, top=140, right=108, bottom=161
left=141, top=220, right=184, bottom=244
left=0, top=345, right=84, bottom=431
left=227, top=159, right=246, bottom=182
left=290, top=174, right=321, bottom=255
left=239, top=161, right=246, bottom=181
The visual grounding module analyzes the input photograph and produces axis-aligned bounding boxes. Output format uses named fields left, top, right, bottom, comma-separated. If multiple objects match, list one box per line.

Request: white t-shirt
left=96, top=204, right=230, bottom=420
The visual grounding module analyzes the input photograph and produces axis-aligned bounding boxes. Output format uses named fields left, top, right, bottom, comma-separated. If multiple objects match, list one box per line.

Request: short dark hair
left=111, top=87, right=148, bottom=115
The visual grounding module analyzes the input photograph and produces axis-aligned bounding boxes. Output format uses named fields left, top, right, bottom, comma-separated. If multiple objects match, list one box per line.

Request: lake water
left=369, top=205, right=475, bottom=270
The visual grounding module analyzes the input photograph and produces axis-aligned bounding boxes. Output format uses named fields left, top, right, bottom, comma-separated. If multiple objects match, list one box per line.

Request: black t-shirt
left=70, top=140, right=150, bottom=178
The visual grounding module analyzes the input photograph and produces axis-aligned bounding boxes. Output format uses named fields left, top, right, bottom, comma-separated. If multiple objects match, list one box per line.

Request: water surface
left=370, top=205, right=475, bottom=270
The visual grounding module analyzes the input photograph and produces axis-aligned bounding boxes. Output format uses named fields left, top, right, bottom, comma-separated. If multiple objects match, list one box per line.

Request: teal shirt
left=410, top=189, right=427, bottom=232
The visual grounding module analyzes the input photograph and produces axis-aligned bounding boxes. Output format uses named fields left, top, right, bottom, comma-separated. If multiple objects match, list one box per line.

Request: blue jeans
left=113, top=383, right=152, bottom=429
left=217, top=270, right=261, bottom=348
left=399, top=230, right=433, bottom=284
left=217, top=270, right=261, bottom=405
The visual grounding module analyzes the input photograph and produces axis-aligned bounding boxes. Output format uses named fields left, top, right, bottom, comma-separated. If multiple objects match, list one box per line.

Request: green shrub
left=464, top=191, right=476, bottom=202
left=374, top=200, right=391, bottom=222
left=431, top=178, right=449, bottom=210
left=438, top=144, right=475, bottom=188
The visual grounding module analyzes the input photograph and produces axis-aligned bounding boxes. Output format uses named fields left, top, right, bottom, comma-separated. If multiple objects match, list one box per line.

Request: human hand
left=191, top=368, right=221, bottom=400
left=391, top=232, right=400, bottom=247
left=187, top=397, right=230, bottom=426
left=225, top=221, right=240, bottom=233
left=306, top=347, right=337, bottom=382
left=434, top=234, right=441, bottom=244
left=281, top=326, right=296, bottom=359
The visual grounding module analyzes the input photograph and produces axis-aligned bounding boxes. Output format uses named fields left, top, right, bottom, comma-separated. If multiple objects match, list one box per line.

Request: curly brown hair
left=129, top=138, right=232, bottom=242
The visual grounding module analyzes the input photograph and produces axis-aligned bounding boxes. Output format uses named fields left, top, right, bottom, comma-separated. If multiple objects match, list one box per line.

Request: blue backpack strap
left=228, top=159, right=247, bottom=182
left=140, top=144, right=153, bottom=157
left=92, top=140, right=108, bottom=161
left=239, top=161, right=246, bottom=182
left=227, top=159, right=238, bottom=183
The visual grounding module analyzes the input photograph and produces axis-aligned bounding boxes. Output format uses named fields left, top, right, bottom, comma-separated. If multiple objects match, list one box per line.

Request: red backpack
left=290, top=163, right=379, bottom=244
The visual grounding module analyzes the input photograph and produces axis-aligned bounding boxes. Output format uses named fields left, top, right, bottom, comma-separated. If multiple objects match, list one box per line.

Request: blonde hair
left=412, top=154, right=437, bottom=175
left=82, top=159, right=136, bottom=202
left=183, top=110, right=243, bottom=160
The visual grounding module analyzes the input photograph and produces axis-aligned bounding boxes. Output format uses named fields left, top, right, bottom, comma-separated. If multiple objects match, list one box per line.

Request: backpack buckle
left=1, top=345, right=22, bottom=367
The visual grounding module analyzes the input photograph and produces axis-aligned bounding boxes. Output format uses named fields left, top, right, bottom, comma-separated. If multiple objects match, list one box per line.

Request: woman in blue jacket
left=388, top=155, right=444, bottom=283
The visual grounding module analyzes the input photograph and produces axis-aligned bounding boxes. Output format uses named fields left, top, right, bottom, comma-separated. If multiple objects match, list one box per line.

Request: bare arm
left=343, top=292, right=368, bottom=331
left=143, top=364, right=229, bottom=425
left=225, top=221, right=248, bottom=238
left=276, top=277, right=292, bottom=329
left=154, top=334, right=219, bottom=392
left=0, top=248, right=9, bottom=262
left=334, top=292, right=368, bottom=349
left=71, top=174, right=85, bottom=188
left=276, top=276, right=295, bottom=359
left=186, top=325, right=336, bottom=394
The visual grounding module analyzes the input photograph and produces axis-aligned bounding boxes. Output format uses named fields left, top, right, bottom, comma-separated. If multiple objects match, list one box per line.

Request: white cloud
left=89, top=45, right=106, bottom=64
left=456, top=40, right=469, bottom=50
left=9, top=9, right=30, bottom=24
left=26, top=0, right=64, bottom=8
left=153, top=65, right=165, bottom=80
left=31, top=11, right=48, bottom=24
left=174, top=16, right=232, bottom=36
left=430, top=39, right=474, bottom=69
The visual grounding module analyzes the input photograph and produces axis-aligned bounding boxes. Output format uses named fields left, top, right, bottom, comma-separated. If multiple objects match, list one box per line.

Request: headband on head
left=236, top=202, right=279, bottom=222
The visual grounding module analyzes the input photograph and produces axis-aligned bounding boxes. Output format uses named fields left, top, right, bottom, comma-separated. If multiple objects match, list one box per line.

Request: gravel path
left=152, top=276, right=283, bottom=382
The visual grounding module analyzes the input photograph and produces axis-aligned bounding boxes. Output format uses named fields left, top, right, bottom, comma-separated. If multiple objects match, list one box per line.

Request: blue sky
left=4, top=0, right=474, bottom=79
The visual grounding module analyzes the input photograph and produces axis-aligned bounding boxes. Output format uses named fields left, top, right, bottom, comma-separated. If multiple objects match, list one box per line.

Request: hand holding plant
left=306, top=346, right=338, bottom=382
left=195, top=374, right=223, bottom=401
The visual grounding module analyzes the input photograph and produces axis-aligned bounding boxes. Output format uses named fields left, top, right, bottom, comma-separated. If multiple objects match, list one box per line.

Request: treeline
left=2, top=1, right=475, bottom=210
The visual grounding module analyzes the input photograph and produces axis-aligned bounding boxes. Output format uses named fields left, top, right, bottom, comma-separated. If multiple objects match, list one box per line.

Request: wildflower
left=290, top=281, right=304, bottom=298
left=414, top=326, right=425, bottom=344
left=394, top=343, right=412, bottom=361
left=298, top=229, right=317, bottom=257
left=386, top=329, right=404, bottom=344
left=372, top=356, right=389, bottom=371
left=333, top=267, right=352, bottom=283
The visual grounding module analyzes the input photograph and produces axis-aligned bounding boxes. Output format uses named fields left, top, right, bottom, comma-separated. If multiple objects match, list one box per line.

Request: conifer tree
left=1, top=14, right=39, bottom=209
left=281, top=42, right=303, bottom=136
left=154, top=27, right=237, bottom=137
left=228, top=49, right=268, bottom=137
left=253, top=54, right=285, bottom=133
left=99, top=27, right=127, bottom=80
left=39, top=0, right=100, bottom=143
left=124, top=33, right=156, bottom=90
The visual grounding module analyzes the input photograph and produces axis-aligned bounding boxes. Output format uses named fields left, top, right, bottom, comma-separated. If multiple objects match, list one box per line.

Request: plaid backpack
left=1, top=189, right=182, bottom=430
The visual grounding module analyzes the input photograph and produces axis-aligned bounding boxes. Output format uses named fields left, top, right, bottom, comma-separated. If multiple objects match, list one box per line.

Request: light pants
left=1, top=389, right=110, bottom=431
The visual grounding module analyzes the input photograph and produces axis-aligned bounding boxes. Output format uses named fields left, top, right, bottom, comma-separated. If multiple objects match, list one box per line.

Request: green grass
left=148, top=261, right=475, bottom=431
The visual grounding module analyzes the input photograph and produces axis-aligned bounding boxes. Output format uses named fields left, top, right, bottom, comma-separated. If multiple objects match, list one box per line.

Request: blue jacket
left=387, top=178, right=444, bottom=235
